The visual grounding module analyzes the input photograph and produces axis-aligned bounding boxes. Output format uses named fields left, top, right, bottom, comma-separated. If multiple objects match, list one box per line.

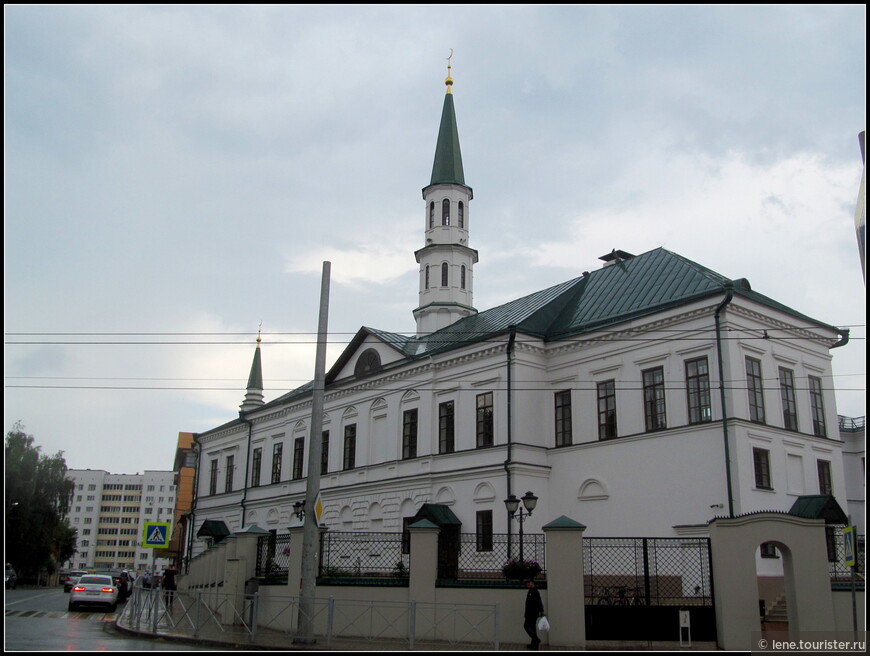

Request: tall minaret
left=414, top=52, right=478, bottom=336
left=240, top=327, right=264, bottom=412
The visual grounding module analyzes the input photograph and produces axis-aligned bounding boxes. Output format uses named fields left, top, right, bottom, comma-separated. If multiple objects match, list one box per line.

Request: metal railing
left=318, top=531, right=409, bottom=579
left=256, top=533, right=291, bottom=578
left=118, top=585, right=500, bottom=649
left=829, top=530, right=865, bottom=587
left=838, top=415, right=865, bottom=432
left=584, top=537, right=714, bottom=606
left=447, top=532, right=546, bottom=582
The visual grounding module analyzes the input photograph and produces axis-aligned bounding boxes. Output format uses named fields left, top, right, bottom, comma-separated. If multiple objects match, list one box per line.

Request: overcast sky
left=4, top=5, right=866, bottom=475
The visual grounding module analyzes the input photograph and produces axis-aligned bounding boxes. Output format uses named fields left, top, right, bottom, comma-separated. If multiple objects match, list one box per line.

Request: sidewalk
left=114, top=607, right=718, bottom=651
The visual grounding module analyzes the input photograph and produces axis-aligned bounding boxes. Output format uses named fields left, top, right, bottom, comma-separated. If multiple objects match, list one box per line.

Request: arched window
left=460, top=265, right=466, bottom=289
left=442, top=199, right=450, bottom=226
left=458, top=202, right=464, bottom=228
left=354, top=349, right=382, bottom=378
left=441, top=262, right=449, bottom=287
left=425, top=265, right=430, bottom=290
left=429, top=202, right=434, bottom=229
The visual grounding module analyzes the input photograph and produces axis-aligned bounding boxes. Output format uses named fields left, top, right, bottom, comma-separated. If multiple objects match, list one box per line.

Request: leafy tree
left=5, top=422, right=76, bottom=580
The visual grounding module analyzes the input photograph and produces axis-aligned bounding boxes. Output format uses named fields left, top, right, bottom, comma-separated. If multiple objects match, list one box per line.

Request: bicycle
left=596, top=586, right=645, bottom=606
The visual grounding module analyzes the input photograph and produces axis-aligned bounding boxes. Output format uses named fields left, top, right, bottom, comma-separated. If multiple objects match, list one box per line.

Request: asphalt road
left=4, top=586, right=221, bottom=651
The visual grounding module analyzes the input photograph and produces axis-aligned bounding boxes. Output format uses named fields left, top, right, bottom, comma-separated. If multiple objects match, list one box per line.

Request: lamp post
left=504, top=490, right=537, bottom=561
left=293, top=500, right=305, bottom=521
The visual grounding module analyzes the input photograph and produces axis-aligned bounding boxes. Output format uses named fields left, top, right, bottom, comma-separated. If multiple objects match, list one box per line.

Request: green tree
left=5, top=422, right=76, bottom=580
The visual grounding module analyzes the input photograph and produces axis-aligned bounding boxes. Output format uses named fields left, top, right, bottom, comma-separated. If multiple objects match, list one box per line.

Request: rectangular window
left=439, top=401, right=455, bottom=453
left=554, top=390, right=572, bottom=447
left=746, top=357, right=766, bottom=423
left=686, top=357, right=712, bottom=423
left=817, top=459, right=833, bottom=495
left=251, top=447, right=262, bottom=487
left=343, top=424, right=356, bottom=471
left=476, top=510, right=493, bottom=552
left=779, top=367, right=798, bottom=431
left=753, top=447, right=772, bottom=490
left=224, top=455, right=234, bottom=493
left=476, top=392, right=494, bottom=448
left=597, top=380, right=617, bottom=439
left=271, top=443, right=283, bottom=484
left=292, top=437, right=305, bottom=480
left=402, top=409, right=418, bottom=459
left=321, top=431, right=329, bottom=475
left=208, top=459, right=218, bottom=496
left=808, top=376, right=827, bottom=437
left=642, top=366, right=667, bottom=431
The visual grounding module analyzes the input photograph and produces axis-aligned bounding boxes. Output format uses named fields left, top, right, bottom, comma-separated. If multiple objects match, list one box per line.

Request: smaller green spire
left=429, top=76, right=466, bottom=186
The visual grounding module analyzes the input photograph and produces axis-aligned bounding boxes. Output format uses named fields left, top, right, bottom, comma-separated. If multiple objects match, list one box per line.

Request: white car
left=68, top=574, right=119, bottom=612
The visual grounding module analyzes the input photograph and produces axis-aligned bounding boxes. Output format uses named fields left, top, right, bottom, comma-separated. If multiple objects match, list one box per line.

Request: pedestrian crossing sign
left=142, top=522, right=171, bottom=549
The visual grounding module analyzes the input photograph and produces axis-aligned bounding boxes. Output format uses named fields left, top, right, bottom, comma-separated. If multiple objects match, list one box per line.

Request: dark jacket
left=525, top=586, right=544, bottom=619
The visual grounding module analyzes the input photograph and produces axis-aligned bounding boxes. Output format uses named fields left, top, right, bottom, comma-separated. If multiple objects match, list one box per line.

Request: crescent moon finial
left=445, top=49, right=454, bottom=94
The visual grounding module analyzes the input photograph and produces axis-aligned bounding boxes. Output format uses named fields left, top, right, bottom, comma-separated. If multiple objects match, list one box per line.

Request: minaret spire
left=240, top=324, right=264, bottom=411
left=414, top=53, right=478, bottom=336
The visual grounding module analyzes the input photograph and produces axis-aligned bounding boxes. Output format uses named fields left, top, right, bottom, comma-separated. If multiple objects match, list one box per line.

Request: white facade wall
left=191, top=291, right=852, bottom=562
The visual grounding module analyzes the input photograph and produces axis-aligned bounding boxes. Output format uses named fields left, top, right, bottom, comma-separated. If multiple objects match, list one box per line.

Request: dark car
left=95, top=570, right=124, bottom=589
left=5, top=564, right=16, bottom=590
left=63, top=570, right=89, bottom=593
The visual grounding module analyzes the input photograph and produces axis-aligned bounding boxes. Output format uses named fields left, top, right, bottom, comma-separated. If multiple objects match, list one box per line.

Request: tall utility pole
left=295, top=261, right=330, bottom=645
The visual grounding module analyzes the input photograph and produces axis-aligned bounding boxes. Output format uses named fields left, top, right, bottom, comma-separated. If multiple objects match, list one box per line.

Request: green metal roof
left=428, top=93, right=466, bottom=187
left=253, top=247, right=844, bottom=411
left=788, top=495, right=849, bottom=524
left=246, top=344, right=263, bottom=390
left=412, top=503, right=462, bottom=527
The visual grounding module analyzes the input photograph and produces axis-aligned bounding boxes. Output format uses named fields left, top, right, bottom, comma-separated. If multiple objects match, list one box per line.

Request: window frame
left=208, top=459, right=218, bottom=496
left=224, top=455, right=234, bottom=494
left=439, top=400, right=455, bottom=454
left=476, top=392, right=494, bottom=448
left=442, top=198, right=450, bottom=225
left=778, top=366, right=799, bottom=431
left=686, top=357, right=712, bottom=424
left=753, top=447, right=772, bottom=490
left=808, top=376, right=827, bottom=437
left=343, top=424, right=357, bottom=471
left=320, top=431, right=329, bottom=475
left=476, top=510, right=493, bottom=552
left=441, top=262, right=449, bottom=287
left=402, top=409, right=418, bottom=459
left=642, top=366, right=667, bottom=432
left=251, top=447, right=262, bottom=487
left=271, top=443, right=283, bottom=485
left=554, top=390, right=572, bottom=447
left=746, top=356, right=766, bottom=424
left=597, top=380, right=617, bottom=440
left=292, top=436, right=305, bottom=480
left=817, top=459, right=833, bottom=495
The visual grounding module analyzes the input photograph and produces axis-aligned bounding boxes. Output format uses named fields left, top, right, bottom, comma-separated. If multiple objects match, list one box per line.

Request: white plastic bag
left=536, top=615, right=550, bottom=632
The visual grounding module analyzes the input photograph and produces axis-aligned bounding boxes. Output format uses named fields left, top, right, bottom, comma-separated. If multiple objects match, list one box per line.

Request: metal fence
left=318, top=531, right=410, bottom=579
left=828, top=530, right=865, bottom=587
left=256, top=533, right=292, bottom=578
left=449, top=532, right=546, bottom=582
left=118, top=585, right=500, bottom=649
left=583, top=537, right=714, bottom=606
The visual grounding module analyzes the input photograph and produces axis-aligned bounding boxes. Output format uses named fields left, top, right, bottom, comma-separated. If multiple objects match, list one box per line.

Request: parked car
left=63, top=570, right=89, bottom=593
left=95, top=569, right=123, bottom=589
left=68, top=574, right=118, bottom=612
left=5, top=564, right=16, bottom=590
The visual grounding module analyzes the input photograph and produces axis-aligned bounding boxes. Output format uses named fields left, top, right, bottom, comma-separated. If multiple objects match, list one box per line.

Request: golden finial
left=256, top=321, right=262, bottom=347
left=445, top=48, right=454, bottom=94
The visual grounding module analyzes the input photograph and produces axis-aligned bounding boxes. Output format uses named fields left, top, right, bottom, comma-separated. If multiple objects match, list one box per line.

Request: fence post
left=249, top=592, right=258, bottom=643
left=194, top=589, right=202, bottom=637
left=327, top=597, right=335, bottom=648
left=409, top=600, right=416, bottom=650
left=152, top=585, right=159, bottom=634
left=542, top=516, right=587, bottom=649
left=493, top=602, right=499, bottom=651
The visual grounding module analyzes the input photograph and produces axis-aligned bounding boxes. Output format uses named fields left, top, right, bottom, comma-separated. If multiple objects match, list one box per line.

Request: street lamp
left=504, top=490, right=537, bottom=561
left=293, top=500, right=305, bottom=521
